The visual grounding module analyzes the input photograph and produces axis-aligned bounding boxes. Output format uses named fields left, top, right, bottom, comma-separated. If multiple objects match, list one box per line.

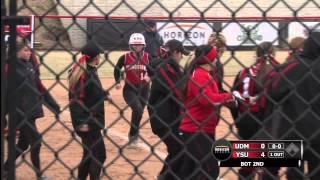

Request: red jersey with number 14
left=124, top=52, right=149, bottom=85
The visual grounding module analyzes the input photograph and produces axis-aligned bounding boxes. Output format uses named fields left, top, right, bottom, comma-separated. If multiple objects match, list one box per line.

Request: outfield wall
left=56, top=0, right=320, bottom=48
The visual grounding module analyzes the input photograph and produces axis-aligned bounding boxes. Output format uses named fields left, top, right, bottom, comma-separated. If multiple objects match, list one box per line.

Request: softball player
left=148, top=39, right=189, bottom=179
left=68, top=42, right=108, bottom=180
left=179, top=45, right=237, bottom=179
left=231, top=42, right=279, bottom=180
left=113, top=33, right=151, bottom=146
left=261, top=32, right=320, bottom=180
left=4, top=38, right=60, bottom=180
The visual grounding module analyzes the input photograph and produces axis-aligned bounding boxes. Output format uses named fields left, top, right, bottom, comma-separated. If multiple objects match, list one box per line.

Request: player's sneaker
left=127, top=135, right=138, bottom=148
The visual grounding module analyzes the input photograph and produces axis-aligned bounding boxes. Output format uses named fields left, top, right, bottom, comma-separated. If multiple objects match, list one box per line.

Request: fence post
left=6, top=0, right=18, bottom=179
left=1, top=0, right=7, bottom=179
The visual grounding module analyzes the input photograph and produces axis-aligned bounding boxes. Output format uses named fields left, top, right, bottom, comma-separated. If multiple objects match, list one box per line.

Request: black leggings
left=5, top=119, right=42, bottom=177
left=156, top=130, right=184, bottom=180
left=123, top=83, right=149, bottom=139
left=236, top=112, right=263, bottom=180
left=236, top=112, right=262, bottom=140
left=77, top=130, right=106, bottom=180
left=179, top=131, right=219, bottom=180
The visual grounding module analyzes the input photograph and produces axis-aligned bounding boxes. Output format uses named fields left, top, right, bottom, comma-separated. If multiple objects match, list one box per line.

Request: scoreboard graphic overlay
left=212, top=139, right=303, bottom=167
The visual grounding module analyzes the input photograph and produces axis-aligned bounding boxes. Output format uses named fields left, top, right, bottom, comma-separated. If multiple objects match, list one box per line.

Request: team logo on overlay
left=212, top=139, right=232, bottom=161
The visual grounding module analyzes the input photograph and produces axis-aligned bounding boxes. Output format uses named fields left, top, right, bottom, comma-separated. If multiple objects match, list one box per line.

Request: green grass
left=37, top=50, right=288, bottom=79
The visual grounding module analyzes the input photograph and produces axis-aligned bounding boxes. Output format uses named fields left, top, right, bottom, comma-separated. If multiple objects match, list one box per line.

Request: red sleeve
left=189, top=74, right=233, bottom=106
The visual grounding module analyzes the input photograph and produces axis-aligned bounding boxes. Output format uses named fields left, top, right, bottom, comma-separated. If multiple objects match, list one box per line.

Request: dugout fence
left=1, top=0, right=320, bottom=179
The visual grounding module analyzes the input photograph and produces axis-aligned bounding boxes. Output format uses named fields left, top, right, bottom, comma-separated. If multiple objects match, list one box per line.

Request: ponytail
left=181, top=58, right=198, bottom=100
left=68, top=55, right=90, bottom=88
left=255, top=55, right=278, bottom=93
left=253, top=42, right=277, bottom=93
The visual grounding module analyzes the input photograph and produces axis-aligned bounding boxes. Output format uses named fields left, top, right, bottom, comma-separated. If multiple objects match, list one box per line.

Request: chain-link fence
left=1, top=0, right=320, bottom=179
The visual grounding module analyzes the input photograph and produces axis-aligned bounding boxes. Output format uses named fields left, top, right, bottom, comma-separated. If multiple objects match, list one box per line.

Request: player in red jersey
left=114, top=33, right=151, bottom=146
left=231, top=42, right=279, bottom=180
left=179, top=45, right=238, bottom=179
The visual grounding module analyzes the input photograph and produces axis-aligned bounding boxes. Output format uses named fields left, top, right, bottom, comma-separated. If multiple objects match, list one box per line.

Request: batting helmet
left=129, top=33, right=146, bottom=45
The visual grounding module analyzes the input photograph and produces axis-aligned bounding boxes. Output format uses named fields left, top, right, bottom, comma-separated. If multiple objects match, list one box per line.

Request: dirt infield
left=5, top=77, right=287, bottom=180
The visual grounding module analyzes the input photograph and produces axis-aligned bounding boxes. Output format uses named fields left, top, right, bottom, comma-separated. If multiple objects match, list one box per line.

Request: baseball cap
left=81, top=42, right=101, bottom=58
left=165, top=39, right=190, bottom=55
left=145, top=20, right=156, bottom=27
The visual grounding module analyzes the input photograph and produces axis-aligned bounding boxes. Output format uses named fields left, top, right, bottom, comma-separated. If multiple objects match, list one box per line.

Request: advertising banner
left=288, top=22, right=319, bottom=41
left=157, top=22, right=214, bottom=46
left=222, top=22, right=279, bottom=46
